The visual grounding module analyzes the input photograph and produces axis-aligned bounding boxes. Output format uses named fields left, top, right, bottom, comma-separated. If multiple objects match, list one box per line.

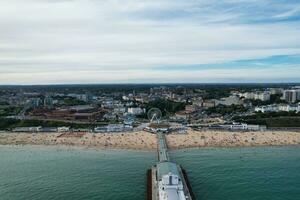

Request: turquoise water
left=0, top=146, right=299, bottom=200
left=171, top=147, right=300, bottom=200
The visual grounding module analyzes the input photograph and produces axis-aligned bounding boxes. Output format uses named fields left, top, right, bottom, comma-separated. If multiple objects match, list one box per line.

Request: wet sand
left=0, top=130, right=299, bottom=150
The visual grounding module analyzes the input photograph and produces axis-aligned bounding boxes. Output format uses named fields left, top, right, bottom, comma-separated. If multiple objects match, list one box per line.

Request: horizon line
left=0, top=82, right=300, bottom=87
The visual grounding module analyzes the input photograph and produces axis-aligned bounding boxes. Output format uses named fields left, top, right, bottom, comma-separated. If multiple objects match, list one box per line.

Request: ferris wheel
left=147, top=108, right=162, bottom=124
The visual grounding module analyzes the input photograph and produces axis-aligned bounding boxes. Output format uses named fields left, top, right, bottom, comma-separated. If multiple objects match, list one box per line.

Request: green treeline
left=207, top=105, right=248, bottom=115
left=63, top=98, right=87, bottom=106
left=233, top=112, right=300, bottom=127
left=0, top=106, right=22, bottom=117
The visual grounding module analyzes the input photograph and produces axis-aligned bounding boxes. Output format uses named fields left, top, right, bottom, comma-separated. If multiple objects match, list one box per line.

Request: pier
left=147, top=132, right=195, bottom=200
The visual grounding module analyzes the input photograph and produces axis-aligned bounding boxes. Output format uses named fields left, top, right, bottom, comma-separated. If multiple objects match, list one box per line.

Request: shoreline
left=0, top=130, right=300, bottom=150
left=1, top=143, right=299, bottom=152
left=0, top=144, right=157, bottom=152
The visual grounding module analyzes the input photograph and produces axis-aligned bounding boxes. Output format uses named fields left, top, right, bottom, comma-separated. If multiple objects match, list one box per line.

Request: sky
left=0, top=0, right=300, bottom=84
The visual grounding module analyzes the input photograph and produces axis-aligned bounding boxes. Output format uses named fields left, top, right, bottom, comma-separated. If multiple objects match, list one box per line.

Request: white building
left=255, top=92, right=271, bottom=101
left=122, top=96, right=130, bottom=101
left=114, top=107, right=126, bottom=113
left=216, top=95, right=242, bottom=106
left=255, top=104, right=300, bottom=113
left=283, top=90, right=300, bottom=103
left=157, top=162, right=186, bottom=200
left=279, top=104, right=298, bottom=112
left=127, top=107, right=145, bottom=115
left=192, top=99, right=203, bottom=107
left=94, top=124, right=132, bottom=133
left=13, top=126, right=42, bottom=132
left=239, top=91, right=270, bottom=101
left=255, top=105, right=279, bottom=113
left=57, top=126, right=70, bottom=132
left=107, top=124, right=125, bottom=132
left=240, top=92, right=255, bottom=99
left=218, top=123, right=266, bottom=131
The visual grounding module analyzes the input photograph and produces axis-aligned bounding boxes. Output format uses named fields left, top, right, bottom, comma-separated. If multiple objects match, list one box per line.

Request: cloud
left=0, top=0, right=299, bottom=84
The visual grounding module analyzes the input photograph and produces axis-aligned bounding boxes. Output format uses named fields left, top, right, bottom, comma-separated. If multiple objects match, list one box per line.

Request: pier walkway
left=157, top=132, right=169, bottom=162
left=148, top=132, right=195, bottom=200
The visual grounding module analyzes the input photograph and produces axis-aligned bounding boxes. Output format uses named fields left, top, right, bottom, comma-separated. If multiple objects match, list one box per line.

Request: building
left=247, top=124, right=267, bottom=131
left=283, top=90, right=300, bottom=103
left=239, top=91, right=271, bottom=101
left=73, top=128, right=91, bottom=132
left=253, top=92, right=270, bottom=101
left=114, top=107, right=126, bottom=113
left=41, top=127, right=57, bottom=132
left=185, top=105, right=198, bottom=112
left=29, top=98, right=42, bottom=108
left=57, top=126, right=70, bottom=132
left=69, top=105, right=95, bottom=112
left=216, top=95, right=242, bottom=106
left=241, top=92, right=255, bottom=99
left=213, top=123, right=266, bottom=131
left=94, top=124, right=132, bottom=133
left=83, top=93, right=93, bottom=102
left=255, top=103, right=299, bottom=113
left=255, top=105, right=279, bottom=113
left=278, top=104, right=298, bottom=112
left=157, top=162, right=186, bottom=200
left=127, top=107, right=145, bottom=115
left=144, top=123, right=170, bottom=133
left=13, top=126, right=42, bottom=132
left=192, top=99, right=203, bottom=107
left=122, top=96, right=130, bottom=101
left=67, top=93, right=93, bottom=102
left=174, top=111, right=190, bottom=120
left=107, top=124, right=127, bottom=132
left=202, top=100, right=215, bottom=108
left=44, top=96, right=53, bottom=108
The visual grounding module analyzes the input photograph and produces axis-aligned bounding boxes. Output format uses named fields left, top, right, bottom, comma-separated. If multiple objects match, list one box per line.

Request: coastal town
left=1, top=84, right=300, bottom=133
left=0, top=84, right=300, bottom=149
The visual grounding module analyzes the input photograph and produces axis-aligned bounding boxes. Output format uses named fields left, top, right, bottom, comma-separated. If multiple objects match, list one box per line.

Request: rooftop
left=157, top=161, right=180, bottom=180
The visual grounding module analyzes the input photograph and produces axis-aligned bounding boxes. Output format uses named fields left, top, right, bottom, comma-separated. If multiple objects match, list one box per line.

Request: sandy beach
left=0, top=130, right=300, bottom=150
left=166, top=130, right=300, bottom=149
left=0, top=131, right=157, bottom=150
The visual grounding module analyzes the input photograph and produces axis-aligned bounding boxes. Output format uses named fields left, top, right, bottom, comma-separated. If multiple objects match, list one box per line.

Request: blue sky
left=0, top=0, right=300, bottom=84
left=154, top=55, right=300, bottom=70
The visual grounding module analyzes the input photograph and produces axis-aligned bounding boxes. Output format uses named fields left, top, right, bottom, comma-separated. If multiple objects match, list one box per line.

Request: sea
left=0, top=145, right=299, bottom=200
